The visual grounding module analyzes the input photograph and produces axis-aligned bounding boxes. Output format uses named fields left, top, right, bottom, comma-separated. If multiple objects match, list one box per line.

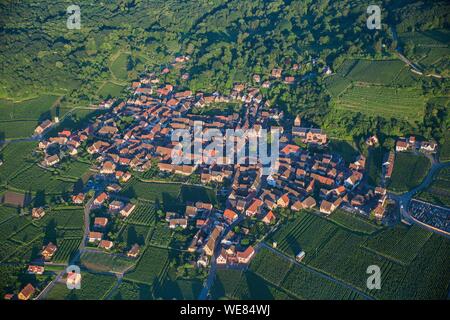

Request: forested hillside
left=0, top=0, right=448, bottom=147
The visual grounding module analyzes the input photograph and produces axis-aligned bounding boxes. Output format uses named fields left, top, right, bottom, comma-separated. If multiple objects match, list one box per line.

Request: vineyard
left=0, top=141, right=37, bottom=183
left=9, top=165, right=75, bottom=194
left=124, top=246, right=169, bottom=285
left=328, top=209, right=381, bottom=235
left=10, top=223, right=42, bottom=244
left=52, top=238, right=81, bottom=263
left=45, top=272, right=117, bottom=300
left=334, top=84, right=426, bottom=123
left=148, top=222, right=173, bottom=247
left=363, top=224, right=432, bottom=265
left=126, top=202, right=157, bottom=226
left=268, top=211, right=337, bottom=261
left=249, top=247, right=292, bottom=286
left=108, top=280, right=153, bottom=300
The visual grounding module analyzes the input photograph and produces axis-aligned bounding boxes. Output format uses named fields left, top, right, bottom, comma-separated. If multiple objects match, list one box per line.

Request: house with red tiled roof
left=18, top=284, right=35, bottom=300
left=237, top=246, right=255, bottom=264
left=223, top=209, right=238, bottom=223
left=94, top=192, right=108, bottom=206
left=262, top=210, right=276, bottom=224
left=245, top=199, right=263, bottom=217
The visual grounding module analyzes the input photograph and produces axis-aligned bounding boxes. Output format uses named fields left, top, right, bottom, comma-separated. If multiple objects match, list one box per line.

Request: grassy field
left=117, top=223, right=153, bottom=247
left=267, top=210, right=450, bottom=299
left=110, top=52, right=131, bottom=81
left=0, top=95, right=60, bottom=121
left=333, top=84, right=426, bottom=123
left=79, top=251, right=136, bottom=273
left=416, top=167, right=450, bottom=207
left=389, top=152, right=431, bottom=192
left=0, top=95, right=60, bottom=139
left=98, top=81, right=126, bottom=98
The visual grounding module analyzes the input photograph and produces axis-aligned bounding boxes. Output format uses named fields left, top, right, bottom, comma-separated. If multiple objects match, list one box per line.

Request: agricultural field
left=58, top=161, right=92, bottom=180
left=157, top=278, right=203, bottom=300
left=126, top=202, right=157, bottom=226
left=211, top=269, right=296, bottom=300
left=121, top=180, right=181, bottom=203
left=249, top=247, right=292, bottom=286
left=0, top=205, right=19, bottom=224
left=0, top=120, right=39, bottom=139
left=36, top=207, right=84, bottom=230
left=324, top=74, right=351, bottom=97
left=398, top=29, right=450, bottom=75
left=267, top=210, right=450, bottom=299
left=268, top=211, right=338, bottom=261
left=78, top=251, right=136, bottom=274
left=98, top=81, right=126, bottom=99
left=110, top=52, right=131, bottom=81
left=148, top=222, right=173, bottom=247
left=389, top=152, right=431, bottom=192
left=0, top=94, right=60, bottom=121
left=328, top=209, right=381, bottom=235
left=52, top=238, right=82, bottom=264
left=9, top=223, right=42, bottom=244
left=280, top=264, right=365, bottom=300
left=344, top=59, right=405, bottom=85
left=363, top=224, right=432, bottom=265
left=117, top=223, right=152, bottom=247
left=124, top=246, right=169, bottom=285
left=416, top=167, right=450, bottom=207
left=108, top=280, right=153, bottom=300
left=333, top=84, right=426, bottom=123
left=8, top=165, right=76, bottom=194
left=45, top=271, right=117, bottom=300
left=0, top=141, right=37, bottom=183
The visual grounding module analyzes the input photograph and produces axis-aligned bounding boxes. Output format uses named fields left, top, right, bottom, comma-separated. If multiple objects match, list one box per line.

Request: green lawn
left=389, top=152, right=431, bottom=192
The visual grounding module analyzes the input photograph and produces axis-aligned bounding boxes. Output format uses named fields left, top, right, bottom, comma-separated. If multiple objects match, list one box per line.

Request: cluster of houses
left=30, top=57, right=386, bottom=274
left=396, top=136, right=437, bottom=153
left=88, top=192, right=137, bottom=252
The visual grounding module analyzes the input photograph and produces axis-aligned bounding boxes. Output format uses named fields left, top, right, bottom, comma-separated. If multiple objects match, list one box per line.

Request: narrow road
left=198, top=215, right=245, bottom=300
left=36, top=197, right=93, bottom=300
left=257, top=242, right=375, bottom=300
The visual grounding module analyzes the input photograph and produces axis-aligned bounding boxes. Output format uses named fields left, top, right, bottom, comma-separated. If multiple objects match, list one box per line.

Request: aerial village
left=26, top=54, right=441, bottom=285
